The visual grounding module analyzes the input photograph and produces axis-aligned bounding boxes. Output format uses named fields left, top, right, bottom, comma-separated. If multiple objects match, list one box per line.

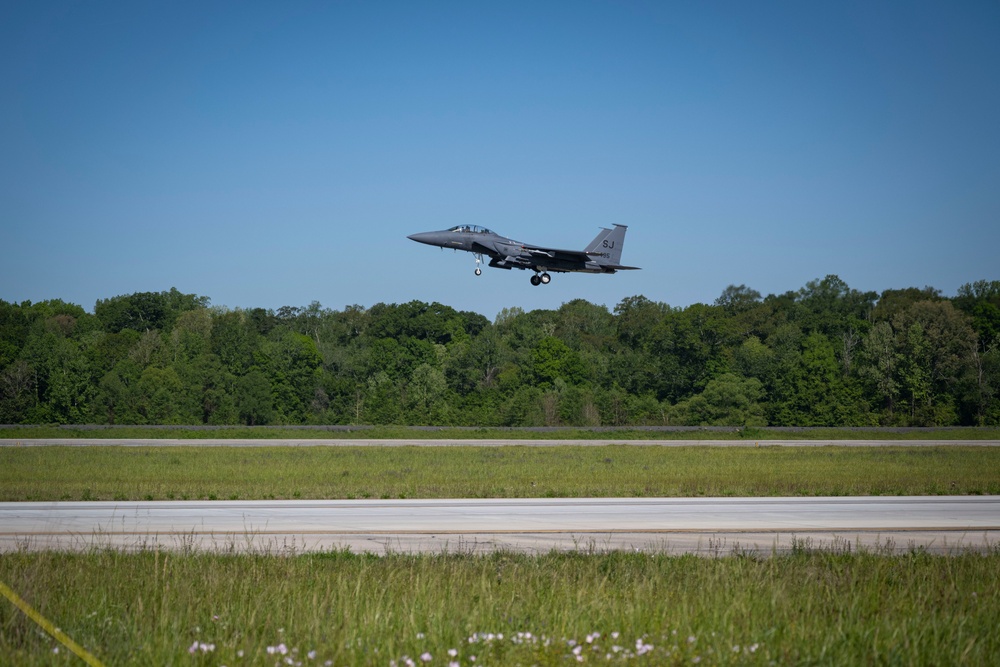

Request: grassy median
left=2, top=445, right=999, bottom=501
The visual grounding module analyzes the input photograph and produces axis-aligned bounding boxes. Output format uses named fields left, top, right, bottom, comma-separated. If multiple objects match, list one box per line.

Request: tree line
left=1, top=278, right=998, bottom=427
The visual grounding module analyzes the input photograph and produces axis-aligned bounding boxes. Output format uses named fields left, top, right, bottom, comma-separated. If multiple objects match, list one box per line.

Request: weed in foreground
left=1, top=547, right=998, bottom=665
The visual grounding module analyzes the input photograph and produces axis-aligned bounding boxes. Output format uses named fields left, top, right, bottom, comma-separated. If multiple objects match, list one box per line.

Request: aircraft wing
left=518, top=244, right=593, bottom=263
left=471, top=239, right=592, bottom=264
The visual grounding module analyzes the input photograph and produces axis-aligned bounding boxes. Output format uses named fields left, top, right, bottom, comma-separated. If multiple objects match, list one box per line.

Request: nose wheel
left=474, top=253, right=483, bottom=276
left=530, top=272, right=551, bottom=286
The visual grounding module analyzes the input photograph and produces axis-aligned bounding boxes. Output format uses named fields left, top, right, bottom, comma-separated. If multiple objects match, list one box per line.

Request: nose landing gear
left=474, top=253, right=483, bottom=276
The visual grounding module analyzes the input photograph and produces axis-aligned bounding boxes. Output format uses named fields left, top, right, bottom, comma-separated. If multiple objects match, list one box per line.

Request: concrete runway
left=2, top=438, right=999, bottom=447
left=2, top=497, right=997, bottom=555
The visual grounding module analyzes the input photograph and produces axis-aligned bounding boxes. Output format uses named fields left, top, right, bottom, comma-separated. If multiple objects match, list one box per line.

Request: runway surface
left=2, top=438, right=999, bottom=447
left=2, top=497, right=997, bottom=555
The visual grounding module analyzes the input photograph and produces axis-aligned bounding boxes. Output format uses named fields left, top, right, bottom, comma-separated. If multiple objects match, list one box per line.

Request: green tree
left=211, top=310, right=259, bottom=375
left=553, top=299, right=614, bottom=352
left=0, top=300, right=32, bottom=369
left=873, top=286, right=941, bottom=322
left=669, top=373, right=766, bottom=426
left=860, top=321, right=900, bottom=421
left=898, top=323, right=933, bottom=424
left=714, top=284, right=762, bottom=315
left=94, top=359, right=142, bottom=424
left=408, top=363, right=448, bottom=423
left=363, top=371, right=402, bottom=424
left=135, top=367, right=186, bottom=424
left=795, top=275, right=876, bottom=338
left=733, top=336, right=776, bottom=386
left=236, top=369, right=273, bottom=426
left=95, top=288, right=208, bottom=334
left=261, top=331, right=323, bottom=422
left=169, top=309, right=213, bottom=363
left=891, top=300, right=975, bottom=424
left=532, top=336, right=587, bottom=387
left=954, top=280, right=1000, bottom=347
left=0, top=360, right=36, bottom=423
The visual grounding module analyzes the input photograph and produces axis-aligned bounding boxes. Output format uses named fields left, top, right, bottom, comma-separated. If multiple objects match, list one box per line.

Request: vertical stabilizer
left=589, top=224, right=628, bottom=266
left=584, top=227, right=613, bottom=254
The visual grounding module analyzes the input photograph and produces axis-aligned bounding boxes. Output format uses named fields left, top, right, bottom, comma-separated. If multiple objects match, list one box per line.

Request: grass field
left=4, top=425, right=1000, bottom=440
left=2, top=445, right=999, bottom=501
left=2, top=546, right=998, bottom=666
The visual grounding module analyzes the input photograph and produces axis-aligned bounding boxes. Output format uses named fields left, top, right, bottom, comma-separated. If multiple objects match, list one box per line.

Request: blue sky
left=3, top=1, right=998, bottom=320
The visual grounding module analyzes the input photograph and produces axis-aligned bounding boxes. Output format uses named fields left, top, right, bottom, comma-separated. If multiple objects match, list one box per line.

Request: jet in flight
left=407, top=224, right=640, bottom=286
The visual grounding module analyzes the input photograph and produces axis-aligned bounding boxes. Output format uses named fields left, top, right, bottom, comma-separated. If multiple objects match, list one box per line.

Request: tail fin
left=584, top=227, right=613, bottom=254
left=585, top=224, right=629, bottom=266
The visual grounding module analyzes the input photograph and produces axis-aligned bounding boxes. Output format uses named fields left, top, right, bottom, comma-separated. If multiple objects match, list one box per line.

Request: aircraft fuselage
left=407, top=224, right=639, bottom=285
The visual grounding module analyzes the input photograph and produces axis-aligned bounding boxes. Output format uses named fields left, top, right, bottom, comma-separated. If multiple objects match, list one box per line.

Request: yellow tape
left=0, top=579, right=106, bottom=667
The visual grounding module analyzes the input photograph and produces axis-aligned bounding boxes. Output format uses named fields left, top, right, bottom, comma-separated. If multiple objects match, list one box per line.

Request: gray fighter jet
left=407, top=224, right=640, bottom=286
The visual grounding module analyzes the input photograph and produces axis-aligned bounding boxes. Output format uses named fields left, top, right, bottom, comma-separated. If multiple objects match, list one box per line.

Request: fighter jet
left=407, top=224, right=640, bottom=286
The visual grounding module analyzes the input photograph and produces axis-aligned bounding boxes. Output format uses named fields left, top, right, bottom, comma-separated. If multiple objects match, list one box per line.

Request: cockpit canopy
left=448, top=225, right=495, bottom=235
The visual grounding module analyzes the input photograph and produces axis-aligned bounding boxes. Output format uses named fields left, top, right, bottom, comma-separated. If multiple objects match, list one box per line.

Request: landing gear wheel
left=530, top=274, right=541, bottom=286
left=475, top=268, right=482, bottom=276
left=540, top=272, right=551, bottom=284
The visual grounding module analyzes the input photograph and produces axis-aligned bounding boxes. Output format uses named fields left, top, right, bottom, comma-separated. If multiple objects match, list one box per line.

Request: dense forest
left=1, top=276, right=999, bottom=427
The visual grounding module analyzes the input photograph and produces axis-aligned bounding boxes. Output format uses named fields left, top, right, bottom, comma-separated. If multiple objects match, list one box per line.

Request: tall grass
left=1, top=547, right=997, bottom=665
left=2, top=445, right=998, bottom=501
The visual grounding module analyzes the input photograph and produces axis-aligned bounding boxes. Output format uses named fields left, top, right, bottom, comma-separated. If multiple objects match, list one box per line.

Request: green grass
left=2, top=445, right=999, bottom=501
left=3, top=424, right=1000, bottom=440
left=2, top=547, right=997, bottom=665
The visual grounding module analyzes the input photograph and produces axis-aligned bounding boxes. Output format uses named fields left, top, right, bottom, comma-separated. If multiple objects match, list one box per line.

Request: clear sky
left=3, top=1, right=998, bottom=320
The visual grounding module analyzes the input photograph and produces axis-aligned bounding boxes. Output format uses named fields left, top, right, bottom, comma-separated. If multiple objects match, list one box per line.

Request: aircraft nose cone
left=407, top=232, right=437, bottom=245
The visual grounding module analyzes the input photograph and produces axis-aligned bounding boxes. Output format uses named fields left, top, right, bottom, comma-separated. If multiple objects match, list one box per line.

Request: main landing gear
left=530, top=272, right=551, bottom=286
